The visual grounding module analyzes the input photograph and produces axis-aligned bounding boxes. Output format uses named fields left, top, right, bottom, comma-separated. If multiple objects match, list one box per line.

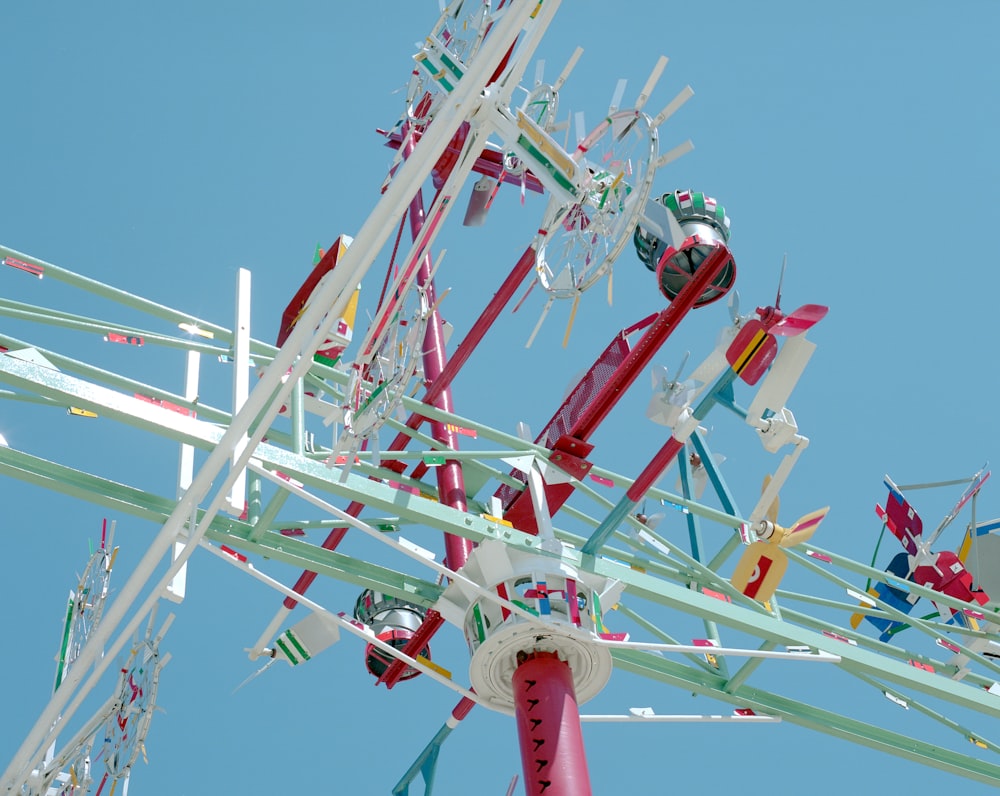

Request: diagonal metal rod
left=1, top=4, right=544, bottom=785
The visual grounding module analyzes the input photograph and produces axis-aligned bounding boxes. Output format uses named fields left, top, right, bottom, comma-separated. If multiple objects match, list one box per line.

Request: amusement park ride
left=3, top=1, right=1000, bottom=794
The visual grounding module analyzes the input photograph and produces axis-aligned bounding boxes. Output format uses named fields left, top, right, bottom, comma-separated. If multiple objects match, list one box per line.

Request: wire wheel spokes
left=434, top=0, right=495, bottom=66
left=407, top=0, right=497, bottom=127
left=103, top=638, right=163, bottom=781
left=339, top=285, right=429, bottom=453
left=66, top=548, right=113, bottom=673
left=522, top=82, right=559, bottom=130
left=536, top=109, right=657, bottom=299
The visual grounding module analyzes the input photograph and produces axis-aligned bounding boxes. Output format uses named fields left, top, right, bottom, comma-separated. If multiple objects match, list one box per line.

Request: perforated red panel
left=494, top=334, right=632, bottom=509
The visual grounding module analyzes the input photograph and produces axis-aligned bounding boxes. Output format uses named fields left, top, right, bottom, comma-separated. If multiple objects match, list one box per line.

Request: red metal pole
left=568, top=242, right=732, bottom=441
left=282, top=176, right=540, bottom=610
left=513, top=651, right=592, bottom=796
left=385, top=242, right=537, bottom=455
left=406, top=179, right=474, bottom=569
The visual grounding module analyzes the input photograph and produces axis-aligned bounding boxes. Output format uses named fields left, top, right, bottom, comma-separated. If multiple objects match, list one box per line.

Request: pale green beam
left=7, top=424, right=1000, bottom=728
left=389, top=388, right=746, bottom=533
left=0, top=331, right=314, bottom=452
left=722, top=641, right=777, bottom=693
left=790, top=543, right=1000, bottom=616
left=707, top=533, right=742, bottom=573
left=0, top=294, right=744, bottom=548
left=0, top=390, right=58, bottom=406
left=0, top=445, right=442, bottom=608
left=2, top=244, right=749, bottom=543
left=248, top=490, right=291, bottom=543
left=616, top=602, right=721, bottom=675
left=781, top=549, right=1000, bottom=682
left=553, top=512, right=691, bottom=584
left=0, top=245, right=358, bottom=397
left=247, top=473, right=263, bottom=525
left=553, top=464, right=757, bottom=608
left=550, top=469, right=693, bottom=572
left=0, top=244, right=267, bottom=357
left=611, top=647, right=1000, bottom=787
left=852, top=670, right=1000, bottom=754
left=6, top=350, right=1000, bottom=722
left=558, top=503, right=691, bottom=581
left=777, top=603, right=1000, bottom=695
left=779, top=599, right=950, bottom=670
left=592, top=558, right=1000, bottom=719
left=550, top=484, right=746, bottom=593
left=781, top=587, right=1000, bottom=680
left=0, top=346, right=741, bottom=561
left=227, top=530, right=443, bottom=607
left=0, top=331, right=226, bottom=421
left=0, top=299, right=230, bottom=357
left=261, top=516, right=405, bottom=533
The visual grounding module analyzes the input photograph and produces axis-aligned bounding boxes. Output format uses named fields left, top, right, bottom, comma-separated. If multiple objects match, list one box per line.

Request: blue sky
left=2, top=1, right=1000, bottom=794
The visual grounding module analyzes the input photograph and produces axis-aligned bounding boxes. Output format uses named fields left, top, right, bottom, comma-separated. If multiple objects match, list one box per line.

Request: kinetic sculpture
left=2, top=2, right=999, bottom=794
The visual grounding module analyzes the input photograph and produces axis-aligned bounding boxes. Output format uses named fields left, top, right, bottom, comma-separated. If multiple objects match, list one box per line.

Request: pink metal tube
left=513, top=651, right=593, bottom=796
left=405, top=125, right=474, bottom=569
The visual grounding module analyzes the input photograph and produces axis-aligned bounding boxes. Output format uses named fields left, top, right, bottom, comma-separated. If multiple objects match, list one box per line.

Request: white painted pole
left=166, top=349, right=200, bottom=603
left=228, top=268, right=252, bottom=515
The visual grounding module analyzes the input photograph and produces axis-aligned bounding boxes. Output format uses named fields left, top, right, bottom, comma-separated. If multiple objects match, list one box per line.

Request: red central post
left=513, top=651, right=592, bottom=796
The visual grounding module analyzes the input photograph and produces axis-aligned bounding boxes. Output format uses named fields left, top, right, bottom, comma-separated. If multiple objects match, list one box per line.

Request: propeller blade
left=772, top=303, right=829, bottom=336
left=646, top=370, right=698, bottom=426
left=652, top=85, right=694, bottom=128
left=679, top=454, right=724, bottom=500
left=775, top=253, right=786, bottom=310
left=653, top=138, right=694, bottom=170
left=645, top=512, right=666, bottom=530
left=609, top=78, right=627, bottom=114
left=692, top=467, right=708, bottom=499
left=779, top=506, right=829, bottom=548
left=680, top=379, right=699, bottom=403
left=702, top=453, right=727, bottom=499
left=727, top=289, right=741, bottom=323
left=574, top=110, right=587, bottom=147
left=879, top=482, right=923, bottom=556
left=746, top=335, right=817, bottom=420
left=562, top=292, right=581, bottom=348
left=911, top=549, right=989, bottom=609
left=634, top=55, right=668, bottom=113
left=525, top=296, right=554, bottom=348
left=639, top=193, right=688, bottom=251
left=553, top=47, right=584, bottom=92
left=731, top=542, right=788, bottom=602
